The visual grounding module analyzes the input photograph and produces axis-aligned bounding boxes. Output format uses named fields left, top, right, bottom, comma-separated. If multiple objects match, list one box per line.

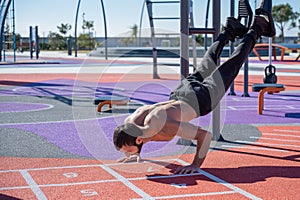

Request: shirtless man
left=113, top=6, right=275, bottom=174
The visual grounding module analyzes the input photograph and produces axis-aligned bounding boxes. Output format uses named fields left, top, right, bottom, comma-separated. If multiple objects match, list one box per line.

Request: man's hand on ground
left=174, top=164, right=200, bottom=174
left=117, top=154, right=141, bottom=163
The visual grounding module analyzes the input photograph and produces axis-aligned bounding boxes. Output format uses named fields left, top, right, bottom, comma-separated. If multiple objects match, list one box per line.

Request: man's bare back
left=124, top=100, right=198, bottom=140
left=118, top=100, right=212, bottom=174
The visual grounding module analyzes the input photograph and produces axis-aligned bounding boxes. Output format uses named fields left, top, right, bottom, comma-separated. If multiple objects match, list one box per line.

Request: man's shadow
left=146, top=162, right=300, bottom=186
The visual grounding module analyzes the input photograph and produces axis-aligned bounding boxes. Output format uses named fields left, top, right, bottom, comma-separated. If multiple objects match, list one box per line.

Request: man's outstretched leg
left=202, top=11, right=276, bottom=112
left=170, top=18, right=248, bottom=116
left=192, top=17, right=248, bottom=82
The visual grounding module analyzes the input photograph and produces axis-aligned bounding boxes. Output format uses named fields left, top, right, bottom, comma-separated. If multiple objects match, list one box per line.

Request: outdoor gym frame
left=0, top=0, right=14, bottom=62
left=74, top=0, right=108, bottom=59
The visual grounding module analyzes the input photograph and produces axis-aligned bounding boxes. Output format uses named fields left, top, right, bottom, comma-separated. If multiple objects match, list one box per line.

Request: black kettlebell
left=263, top=65, right=277, bottom=84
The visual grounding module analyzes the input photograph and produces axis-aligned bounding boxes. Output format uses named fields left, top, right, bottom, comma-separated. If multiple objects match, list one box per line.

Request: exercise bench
left=252, top=83, right=285, bottom=115
left=94, top=96, right=130, bottom=112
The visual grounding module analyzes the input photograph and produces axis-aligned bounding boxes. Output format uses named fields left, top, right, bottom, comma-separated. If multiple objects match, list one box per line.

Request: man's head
left=113, top=123, right=143, bottom=155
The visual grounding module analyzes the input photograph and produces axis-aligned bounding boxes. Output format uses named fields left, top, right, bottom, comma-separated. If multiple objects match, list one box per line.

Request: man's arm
left=163, top=119, right=212, bottom=174
left=175, top=128, right=211, bottom=174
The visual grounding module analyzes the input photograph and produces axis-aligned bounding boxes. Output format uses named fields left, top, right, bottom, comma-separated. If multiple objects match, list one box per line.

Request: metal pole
left=100, top=0, right=108, bottom=60
left=211, top=0, right=221, bottom=141
left=189, top=0, right=197, bottom=71
left=35, top=26, right=39, bottom=59
left=204, top=0, right=210, bottom=51
left=180, top=0, right=189, bottom=79
left=242, top=17, right=250, bottom=97
left=146, top=0, right=159, bottom=79
left=29, top=26, right=33, bottom=59
left=268, top=37, right=272, bottom=65
left=228, top=0, right=236, bottom=95
left=74, top=0, right=81, bottom=57
left=12, top=0, right=16, bottom=62
left=0, top=0, right=13, bottom=62
left=139, top=1, right=146, bottom=47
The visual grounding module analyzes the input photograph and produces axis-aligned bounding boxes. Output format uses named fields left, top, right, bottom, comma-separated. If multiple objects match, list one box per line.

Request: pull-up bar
left=150, top=1, right=180, bottom=3
left=189, top=28, right=215, bottom=35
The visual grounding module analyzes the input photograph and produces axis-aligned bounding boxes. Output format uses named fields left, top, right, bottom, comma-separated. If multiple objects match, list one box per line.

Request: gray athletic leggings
left=170, top=30, right=257, bottom=116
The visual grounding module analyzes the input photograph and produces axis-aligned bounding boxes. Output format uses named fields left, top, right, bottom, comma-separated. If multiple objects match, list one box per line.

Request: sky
left=12, top=0, right=300, bottom=38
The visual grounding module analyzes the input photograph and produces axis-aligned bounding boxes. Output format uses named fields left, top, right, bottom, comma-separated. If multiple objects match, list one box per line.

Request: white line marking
left=131, top=191, right=237, bottom=200
left=221, top=106, right=300, bottom=111
left=273, top=129, right=300, bottom=134
left=2, top=173, right=234, bottom=191
left=0, top=99, right=146, bottom=126
left=100, top=165, right=154, bottom=199
left=0, top=102, right=54, bottom=113
left=0, top=159, right=177, bottom=173
left=0, top=113, right=129, bottom=126
left=20, top=170, right=47, bottom=200
left=0, top=185, right=32, bottom=191
left=221, top=145, right=288, bottom=152
left=0, top=171, right=233, bottom=191
left=250, top=136, right=300, bottom=143
left=0, top=164, right=104, bottom=173
left=227, top=106, right=238, bottom=110
left=285, top=105, right=295, bottom=109
left=176, top=159, right=262, bottom=200
left=231, top=98, right=240, bottom=101
left=264, top=133, right=300, bottom=138
left=0, top=179, right=119, bottom=191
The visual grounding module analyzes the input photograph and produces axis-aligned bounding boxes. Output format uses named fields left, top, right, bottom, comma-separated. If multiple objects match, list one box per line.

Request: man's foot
left=250, top=0, right=276, bottom=37
left=250, top=14, right=275, bottom=37
left=224, top=17, right=248, bottom=41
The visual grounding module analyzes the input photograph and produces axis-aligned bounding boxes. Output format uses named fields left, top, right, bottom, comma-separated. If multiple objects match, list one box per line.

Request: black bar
left=29, top=26, right=33, bottom=59
left=189, top=28, right=215, bottom=35
left=151, top=1, right=180, bottom=3
left=152, top=17, right=180, bottom=20
left=155, top=33, right=180, bottom=35
left=35, top=26, right=39, bottom=59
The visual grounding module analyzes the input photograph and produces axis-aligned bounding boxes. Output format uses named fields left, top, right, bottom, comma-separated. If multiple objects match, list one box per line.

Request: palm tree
left=83, top=20, right=94, bottom=36
left=57, top=23, right=72, bottom=38
left=130, top=24, right=138, bottom=45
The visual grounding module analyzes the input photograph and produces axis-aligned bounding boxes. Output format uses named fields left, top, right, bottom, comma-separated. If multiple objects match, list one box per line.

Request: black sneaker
left=250, top=14, right=275, bottom=37
left=252, top=0, right=276, bottom=37
left=224, top=17, right=248, bottom=41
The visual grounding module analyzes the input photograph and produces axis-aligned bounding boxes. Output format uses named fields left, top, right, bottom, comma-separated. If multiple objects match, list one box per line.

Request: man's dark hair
left=113, top=123, right=143, bottom=152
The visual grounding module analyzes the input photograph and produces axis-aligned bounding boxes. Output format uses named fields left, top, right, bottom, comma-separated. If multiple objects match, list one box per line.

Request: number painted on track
left=80, top=189, right=98, bottom=196
left=63, top=172, right=78, bottom=178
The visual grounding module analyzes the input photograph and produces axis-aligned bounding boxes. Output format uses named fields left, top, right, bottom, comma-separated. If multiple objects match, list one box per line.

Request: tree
left=130, top=24, right=138, bottom=38
left=195, top=34, right=204, bottom=46
left=119, top=24, right=139, bottom=47
left=119, top=37, right=133, bottom=47
left=82, top=20, right=94, bottom=36
left=57, top=23, right=72, bottom=37
left=272, top=3, right=300, bottom=42
left=48, top=31, right=66, bottom=50
left=78, top=33, right=97, bottom=50
left=130, top=24, right=138, bottom=45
